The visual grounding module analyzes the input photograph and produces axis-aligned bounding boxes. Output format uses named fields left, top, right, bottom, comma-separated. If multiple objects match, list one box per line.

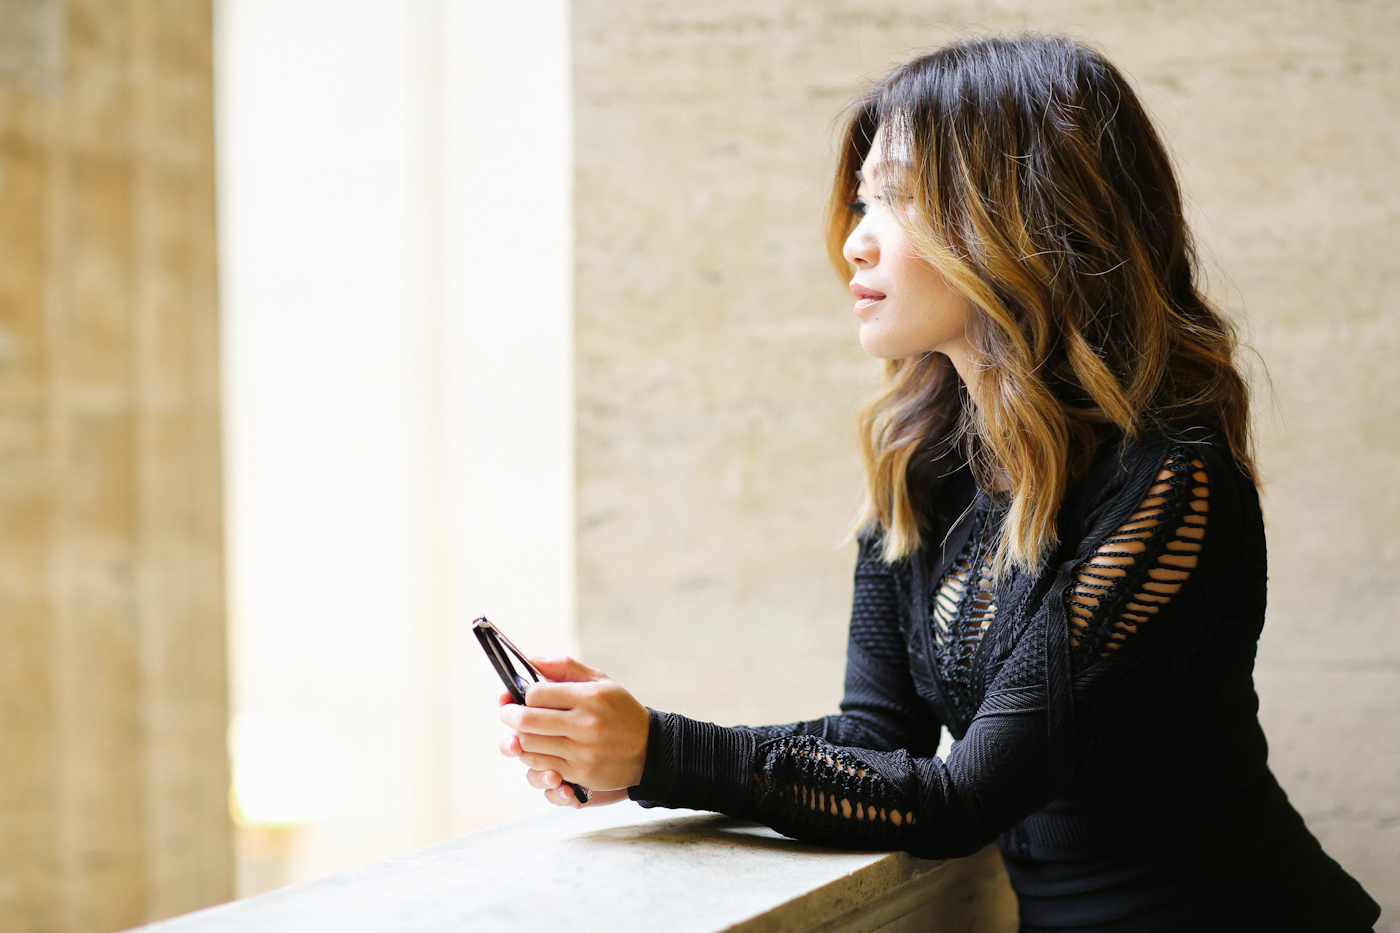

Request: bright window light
left=230, top=712, right=359, bottom=828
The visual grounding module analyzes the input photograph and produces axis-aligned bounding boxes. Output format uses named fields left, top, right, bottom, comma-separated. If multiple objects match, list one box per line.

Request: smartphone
left=471, top=616, right=591, bottom=804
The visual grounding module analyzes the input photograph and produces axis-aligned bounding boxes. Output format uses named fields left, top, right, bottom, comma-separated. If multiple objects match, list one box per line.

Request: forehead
left=856, top=124, right=912, bottom=186
left=858, top=126, right=886, bottom=184
left=858, top=159, right=884, bottom=180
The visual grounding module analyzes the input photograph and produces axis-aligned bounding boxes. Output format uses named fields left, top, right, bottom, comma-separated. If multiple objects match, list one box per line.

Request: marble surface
left=127, top=802, right=1014, bottom=932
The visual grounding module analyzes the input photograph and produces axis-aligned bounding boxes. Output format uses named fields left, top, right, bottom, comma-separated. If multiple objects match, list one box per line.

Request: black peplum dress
left=627, top=430, right=1381, bottom=932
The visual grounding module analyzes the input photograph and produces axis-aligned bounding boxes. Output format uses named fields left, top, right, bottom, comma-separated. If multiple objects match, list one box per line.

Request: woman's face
left=842, top=131, right=973, bottom=369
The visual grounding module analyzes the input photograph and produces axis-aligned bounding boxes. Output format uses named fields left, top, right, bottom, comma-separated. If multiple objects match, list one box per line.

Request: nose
left=843, top=213, right=877, bottom=268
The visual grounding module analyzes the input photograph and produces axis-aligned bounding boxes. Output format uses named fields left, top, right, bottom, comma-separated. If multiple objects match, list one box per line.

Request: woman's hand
left=498, top=657, right=649, bottom=809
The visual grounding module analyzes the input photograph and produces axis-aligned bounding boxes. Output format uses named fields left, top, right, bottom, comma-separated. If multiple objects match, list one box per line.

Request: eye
left=847, top=198, right=868, bottom=217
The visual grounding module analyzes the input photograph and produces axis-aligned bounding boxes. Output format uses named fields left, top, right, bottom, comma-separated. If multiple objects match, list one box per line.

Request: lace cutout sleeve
left=1067, top=450, right=1209, bottom=669
left=756, top=735, right=919, bottom=846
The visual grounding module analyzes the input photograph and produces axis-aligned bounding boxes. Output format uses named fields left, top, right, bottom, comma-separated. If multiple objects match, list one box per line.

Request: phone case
left=471, top=616, right=592, bottom=804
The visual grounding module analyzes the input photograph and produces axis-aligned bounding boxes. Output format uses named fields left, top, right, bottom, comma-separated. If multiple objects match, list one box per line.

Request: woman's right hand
left=498, top=722, right=630, bottom=808
left=496, top=656, right=649, bottom=808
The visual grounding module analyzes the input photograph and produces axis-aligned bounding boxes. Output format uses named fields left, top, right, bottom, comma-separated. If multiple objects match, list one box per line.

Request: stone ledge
left=128, top=802, right=1017, bottom=932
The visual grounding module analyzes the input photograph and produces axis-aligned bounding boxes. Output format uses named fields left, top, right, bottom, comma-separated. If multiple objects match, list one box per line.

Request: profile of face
left=843, top=129, right=973, bottom=368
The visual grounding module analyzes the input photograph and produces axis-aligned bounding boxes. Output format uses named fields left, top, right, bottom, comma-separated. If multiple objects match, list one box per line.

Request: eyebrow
left=855, top=162, right=885, bottom=186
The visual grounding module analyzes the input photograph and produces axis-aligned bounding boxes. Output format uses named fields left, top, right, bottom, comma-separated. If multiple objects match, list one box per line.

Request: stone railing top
left=128, top=801, right=1015, bottom=933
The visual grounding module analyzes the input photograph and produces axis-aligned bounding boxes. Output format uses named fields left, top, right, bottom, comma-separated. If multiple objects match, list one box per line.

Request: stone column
left=0, top=1, right=232, bottom=930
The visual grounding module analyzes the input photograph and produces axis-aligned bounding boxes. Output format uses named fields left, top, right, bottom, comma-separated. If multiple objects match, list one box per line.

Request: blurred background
left=0, top=1, right=1395, bottom=931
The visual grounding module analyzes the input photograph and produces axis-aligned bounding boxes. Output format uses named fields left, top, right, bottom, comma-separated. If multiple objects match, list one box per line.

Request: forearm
left=628, top=710, right=764, bottom=818
left=627, top=706, right=1015, bottom=859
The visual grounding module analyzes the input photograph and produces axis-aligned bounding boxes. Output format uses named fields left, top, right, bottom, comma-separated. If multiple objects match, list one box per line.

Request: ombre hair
left=828, top=35, right=1253, bottom=572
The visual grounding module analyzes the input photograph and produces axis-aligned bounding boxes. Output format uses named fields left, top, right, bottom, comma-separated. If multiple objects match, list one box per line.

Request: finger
left=526, top=768, right=562, bottom=790
left=499, top=733, right=522, bottom=758
left=500, top=703, right=572, bottom=736
left=497, top=690, right=515, bottom=708
left=518, top=750, right=570, bottom=775
left=547, top=785, right=580, bottom=808
left=518, top=732, right=571, bottom=758
left=523, top=681, right=594, bottom=711
left=531, top=656, right=605, bottom=684
left=550, top=784, right=583, bottom=808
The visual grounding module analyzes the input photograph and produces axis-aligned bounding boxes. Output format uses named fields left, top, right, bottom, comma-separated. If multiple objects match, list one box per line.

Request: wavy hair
left=828, top=36, right=1254, bottom=572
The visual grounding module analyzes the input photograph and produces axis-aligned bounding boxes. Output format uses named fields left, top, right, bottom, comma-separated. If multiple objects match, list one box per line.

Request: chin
left=859, top=328, right=921, bottom=361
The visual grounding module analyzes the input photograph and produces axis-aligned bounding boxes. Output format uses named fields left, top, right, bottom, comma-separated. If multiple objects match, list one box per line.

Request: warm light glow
left=217, top=0, right=574, bottom=888
left=230, top=712, right=358, bottom=827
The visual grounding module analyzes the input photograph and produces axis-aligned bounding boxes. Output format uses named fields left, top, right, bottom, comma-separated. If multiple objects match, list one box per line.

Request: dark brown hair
left=828, top=35, right=1253, bottom=570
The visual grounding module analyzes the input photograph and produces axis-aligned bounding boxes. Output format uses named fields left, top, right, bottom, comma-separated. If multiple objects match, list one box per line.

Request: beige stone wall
left=0, top=1, right=232, bottom=930
left=574, top=0, right=1399, bottom=922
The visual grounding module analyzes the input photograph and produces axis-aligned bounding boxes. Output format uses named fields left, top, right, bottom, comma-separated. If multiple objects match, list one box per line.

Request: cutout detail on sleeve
left=757, top=735, right=918, bottom=841
left=1067, top=452, right=1209, bottom=665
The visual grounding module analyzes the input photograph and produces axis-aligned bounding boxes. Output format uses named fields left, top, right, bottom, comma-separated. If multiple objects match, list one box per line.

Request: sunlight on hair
left=829, top=37, right=1253, bottom=573
left=880, top=113, right=916, bottom=166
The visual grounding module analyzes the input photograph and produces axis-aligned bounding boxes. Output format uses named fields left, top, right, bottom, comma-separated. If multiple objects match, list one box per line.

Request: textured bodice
left=907, top=446, right=1211, bottom=738
left=631, top=432, right=1265, bottom=853
left=625, top=429, right=1379, bottom=928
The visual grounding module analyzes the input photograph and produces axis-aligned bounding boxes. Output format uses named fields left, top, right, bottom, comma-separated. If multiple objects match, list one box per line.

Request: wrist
left=624, top=699, right=651, bottom=787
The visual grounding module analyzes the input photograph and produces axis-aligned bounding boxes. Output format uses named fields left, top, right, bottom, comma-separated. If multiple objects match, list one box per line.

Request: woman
left=499, top=36, right=1381, bottom=931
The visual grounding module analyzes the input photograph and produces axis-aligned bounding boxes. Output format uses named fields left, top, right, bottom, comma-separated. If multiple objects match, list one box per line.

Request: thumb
left=532, top=655, right=606, bottom=683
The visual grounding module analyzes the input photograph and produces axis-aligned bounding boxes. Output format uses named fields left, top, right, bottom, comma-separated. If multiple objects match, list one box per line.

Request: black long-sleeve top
left=627, top=430, right=1380, bottom=930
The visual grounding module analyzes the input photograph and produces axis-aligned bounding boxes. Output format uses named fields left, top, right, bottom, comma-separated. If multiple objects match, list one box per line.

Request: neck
left=940, top=347, right=1012, bottom=493
left=942, top=345, right=982, bottom=410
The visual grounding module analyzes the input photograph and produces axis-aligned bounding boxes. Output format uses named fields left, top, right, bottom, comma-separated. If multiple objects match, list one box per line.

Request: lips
left=849, top=281, right=886, bottom=313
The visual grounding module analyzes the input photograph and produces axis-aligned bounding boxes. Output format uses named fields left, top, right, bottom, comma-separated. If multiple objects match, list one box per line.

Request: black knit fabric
left=628, top=431, right=1381, bottom=931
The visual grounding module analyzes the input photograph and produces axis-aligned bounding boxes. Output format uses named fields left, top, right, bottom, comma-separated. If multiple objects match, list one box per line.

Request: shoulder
left=1058, top=427, right=1254, bottom=556
left=1079, top=426, right=1247, bottom=501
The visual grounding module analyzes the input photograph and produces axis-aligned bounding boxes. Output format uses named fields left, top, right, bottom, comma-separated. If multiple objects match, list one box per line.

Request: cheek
left=856, top=290, right=970, bottom=360
left=907, top=268, right=970, bottom=341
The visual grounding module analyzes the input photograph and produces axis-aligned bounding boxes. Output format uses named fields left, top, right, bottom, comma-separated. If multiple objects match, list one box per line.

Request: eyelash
left=848, top=186, right=896, bottom=217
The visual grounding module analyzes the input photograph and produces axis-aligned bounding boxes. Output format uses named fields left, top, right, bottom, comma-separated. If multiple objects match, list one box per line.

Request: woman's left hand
left=498, top=656, right=649, bottom=808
